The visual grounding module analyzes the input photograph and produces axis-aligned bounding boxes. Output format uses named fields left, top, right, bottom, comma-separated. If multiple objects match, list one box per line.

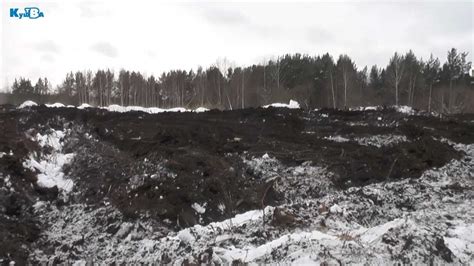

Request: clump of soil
left=0, top=113, right=42, bottom=264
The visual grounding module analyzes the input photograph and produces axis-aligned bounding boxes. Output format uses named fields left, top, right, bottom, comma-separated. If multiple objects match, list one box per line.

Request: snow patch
left=45, top=103, right=66, bottom=108
left=177, top=229, right=196, bottom=244
left=103, top=105, right=209, bottom=114
left=0, top=150, right=13, bottom=158
left=323, top=134, right=407, bottom=147
left=17, top=101, right=209, bottom=114
left=18, top=100, right=38, bottom=108
left=444, top=224, right=474, bottom=264
left=244, top=153, right=334, bottom=203
left=33, top=201, right=46, bottom=210
left=324, top=135, right=350, bottom=143
left=194, top=107, right=210, bottom=113
left=329, top=204, right=343, bottom=214
left=77, top=103, right=92, bottom=109
left=23, top=130, right=75, bottom=194
left=263, top=100, right=300, bottom=109
left=191, top=203, right=206, bottom=214
left=355, top=218, right=405, bottom=244
left=350, top=106, right=380, bottom=111
left=25, top=124, right=474, bottom=264
left=355, top=135, right=408, bottom=148
left=394, top=105, right=415, bottom=115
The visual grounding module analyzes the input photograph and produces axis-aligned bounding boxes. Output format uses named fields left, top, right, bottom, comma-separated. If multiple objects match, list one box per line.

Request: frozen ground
left=23, top=129, right=75, bottom=194
left=1, top=102, right=473, bottom=264
left=28, top=141, right=474, bottom=264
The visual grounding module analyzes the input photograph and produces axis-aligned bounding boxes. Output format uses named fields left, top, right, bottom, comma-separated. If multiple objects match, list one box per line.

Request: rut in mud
left=0, top=104, right=473, bottom=264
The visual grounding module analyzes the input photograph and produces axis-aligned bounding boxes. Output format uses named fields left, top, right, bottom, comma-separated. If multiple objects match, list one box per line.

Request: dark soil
left=0, top=105, right=473, bottom=263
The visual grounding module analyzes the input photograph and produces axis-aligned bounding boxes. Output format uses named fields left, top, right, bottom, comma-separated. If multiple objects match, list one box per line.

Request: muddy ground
left=0, top=104, right=473, bottom=264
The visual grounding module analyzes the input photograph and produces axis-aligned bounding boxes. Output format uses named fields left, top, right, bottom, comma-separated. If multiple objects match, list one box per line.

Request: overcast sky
left=1, top=0, right=472, bottom=89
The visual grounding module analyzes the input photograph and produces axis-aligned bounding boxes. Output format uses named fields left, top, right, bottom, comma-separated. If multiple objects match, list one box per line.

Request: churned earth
left=0, top=102, right=473, bottom=264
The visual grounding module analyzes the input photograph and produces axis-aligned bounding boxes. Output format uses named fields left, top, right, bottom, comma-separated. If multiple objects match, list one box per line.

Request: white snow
left=177, top=229, right=196, bottom=244
left=323, top=134, right=407, bottom=148
left=45, top=103, right=66, bottom=108
left=191, top=203, right=206, bottom=214
left=364, top=106, right=378, bottom=111
left=35, top=130, right=65, bottom=150
left=22, top=111, right=473, bottom=264
left=77, top=103, right=92, bottom=109
left=394, top=105, right=415, bottom=115
left=23, top=130, right=75, bottom=194
left=103, top=104, right=208, bottom=114
left=0, top=150, right=13, bottom=158
left=355, top=134, right=408, bottom=148
left=33, top=201, right=46, bottom=210
left=324, top=135, right=350, bottom=143
left=1, top=175, right=13, bottom=191
left=17, top=101, right=209, bottom=113
left=263, top=100, right=300, bottom=109
left=194, top=107, right=210, bottom=113
left=26, top=153, right=74, bottom=192
left=444, top=224, right=474, bottom=263
left=329, top=204, right=343, bottom=214
left=354, top=218, right=405, bottom=244
left=349, top=105, right=416, bottom=114
left=30, top=139, right=474, bottom=264
left=350, top=106, right=379, bottom=111
left=18, top=100, right=38, bottom=108
left=218, top=203, right=226, bottom=213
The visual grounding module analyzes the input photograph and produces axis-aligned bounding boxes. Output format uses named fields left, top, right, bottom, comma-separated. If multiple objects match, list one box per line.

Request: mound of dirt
left=0, top=104, right=473, bottom=264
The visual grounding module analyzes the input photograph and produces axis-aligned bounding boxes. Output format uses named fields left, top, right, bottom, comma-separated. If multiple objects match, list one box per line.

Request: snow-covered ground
left=23, top=129, right=75, bottom=194
left=13, top=100, right=472, bottom=264
left=354, top=134, right=408, bottom=148
left=323, top=135, right=350, bottom=143
left=395, top=105, right=416, bottom=115
left=323, top=134, right=407, bottom=148
left=18, top=100, right=38, bottom=108
left=28, top=136, right=474, bottom=264
left=349, top=105, right=415, bottom=115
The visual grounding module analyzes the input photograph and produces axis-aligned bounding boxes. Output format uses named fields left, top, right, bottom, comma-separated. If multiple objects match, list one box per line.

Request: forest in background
left=3, top=48, right=473, bottom=113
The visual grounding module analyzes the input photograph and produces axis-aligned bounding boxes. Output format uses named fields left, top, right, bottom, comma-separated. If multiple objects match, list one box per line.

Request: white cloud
left=1, top=0, right=472, bottom=89
left=35, top=40, right=61, bottom=53
left=90, top=42, right=118, bottom=58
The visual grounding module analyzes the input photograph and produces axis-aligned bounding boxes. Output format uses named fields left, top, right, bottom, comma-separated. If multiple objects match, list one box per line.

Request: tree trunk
left=448, top=79, right=453, bottom=113
left=241, top=71, right=245, bottom=109
left=99, top=77, right=102, bottom=106
left=330, top=72, right=336, bottom=109
left=201, top=76, right=204, bottom=106
left=395, top=80, right=399, bottom=106
left=343, top=70, right=348, bottom=109
left=428, top=83, right=432, bottom=113
left=411, top=75, right=417, bottom=106
left=120, top=80, right=124, bottom=106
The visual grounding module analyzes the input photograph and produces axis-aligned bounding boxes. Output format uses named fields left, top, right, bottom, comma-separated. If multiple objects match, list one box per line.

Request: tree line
left=7, top=48, right=473, bottom=113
